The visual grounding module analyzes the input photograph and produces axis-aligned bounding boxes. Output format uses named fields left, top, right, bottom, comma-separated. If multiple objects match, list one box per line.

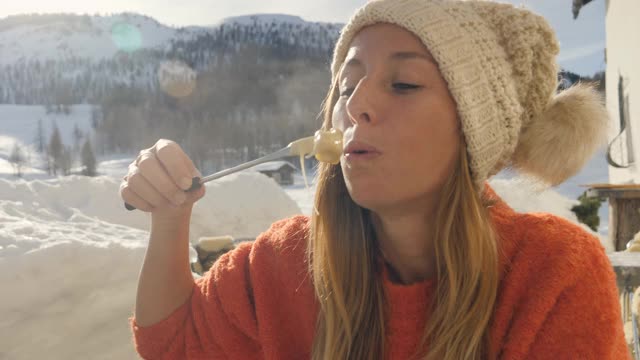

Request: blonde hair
left=308, top=79, right=500, bottom=360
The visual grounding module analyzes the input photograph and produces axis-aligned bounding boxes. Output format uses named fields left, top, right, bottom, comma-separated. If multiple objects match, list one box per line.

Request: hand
left=120, top=139, right=205, bottom=217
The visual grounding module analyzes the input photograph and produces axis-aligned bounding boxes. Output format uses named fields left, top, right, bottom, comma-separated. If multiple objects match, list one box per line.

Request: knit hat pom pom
left=511, top=83, right=609, bottom=186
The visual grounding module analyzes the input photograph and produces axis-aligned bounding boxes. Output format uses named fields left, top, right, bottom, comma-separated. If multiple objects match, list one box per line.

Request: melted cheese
left=312, top=128, right=343, bottom=164
left=288, top=128, right=343, bottom=191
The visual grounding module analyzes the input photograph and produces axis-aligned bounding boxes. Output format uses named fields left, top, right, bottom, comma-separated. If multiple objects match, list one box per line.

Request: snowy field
left=0, top=105, right=615, bottom=358
left=0, top=171, right=302, bottom=359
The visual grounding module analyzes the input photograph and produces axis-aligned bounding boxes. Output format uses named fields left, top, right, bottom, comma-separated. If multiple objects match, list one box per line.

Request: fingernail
left=180, top=177, right=192, bottom=190
left=173, top=192, right=186, bottom=205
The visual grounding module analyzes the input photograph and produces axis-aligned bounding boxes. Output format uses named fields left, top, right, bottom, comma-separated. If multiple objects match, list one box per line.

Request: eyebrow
left=390, top=51, right=437, bottom=64
left=342, top=51, right=437, bottom=71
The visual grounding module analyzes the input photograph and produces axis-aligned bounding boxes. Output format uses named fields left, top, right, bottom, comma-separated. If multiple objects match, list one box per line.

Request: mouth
left=343, top=141, right=381, bottom=157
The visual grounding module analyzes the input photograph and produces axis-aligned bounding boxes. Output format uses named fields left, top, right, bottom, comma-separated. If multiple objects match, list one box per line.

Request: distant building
left=574, top=0, right=640, bottom=252
left=575, top=0, right=639, bottom=180
left=572, top=0, right=639, bottom=179
left=253, top=161, right=297, bottom=185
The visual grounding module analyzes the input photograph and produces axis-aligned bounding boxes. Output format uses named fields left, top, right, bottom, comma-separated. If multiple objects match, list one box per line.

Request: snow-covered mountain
left=0, top=13, right=206, bottom=65
left=0, top=12, right=330, bottom=65
left=0, top=13, right=341, bottom=104
left=219, top=14, right=315, bottom=26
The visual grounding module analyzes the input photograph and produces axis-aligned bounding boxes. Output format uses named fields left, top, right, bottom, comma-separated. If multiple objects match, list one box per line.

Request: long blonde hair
left=309, top=80, right=500, bottom=360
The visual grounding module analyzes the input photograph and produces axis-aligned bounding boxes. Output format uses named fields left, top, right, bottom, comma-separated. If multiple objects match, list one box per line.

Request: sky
left=0, top=0, right=606, bottom=75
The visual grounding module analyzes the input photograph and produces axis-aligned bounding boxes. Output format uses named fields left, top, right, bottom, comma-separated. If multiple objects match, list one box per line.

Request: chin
left=345, top=183, right=389, bottom=211
left=346, top=180, right=438, bottom=215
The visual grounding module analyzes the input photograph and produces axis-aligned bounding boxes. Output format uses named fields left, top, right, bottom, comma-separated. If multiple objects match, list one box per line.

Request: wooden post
left=610, top=197, right=640, bottom=251
left=586, top=185, right=640, bottom=251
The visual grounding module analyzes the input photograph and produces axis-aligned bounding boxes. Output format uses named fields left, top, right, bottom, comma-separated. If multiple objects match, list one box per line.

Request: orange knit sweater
left=131, top=185, right=630, bottom=359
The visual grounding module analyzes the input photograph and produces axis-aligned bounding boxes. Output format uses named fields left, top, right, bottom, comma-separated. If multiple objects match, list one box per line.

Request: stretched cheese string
left=288, top=129, right=343, bottom=214
left=300, top=154, right=310, bottom=190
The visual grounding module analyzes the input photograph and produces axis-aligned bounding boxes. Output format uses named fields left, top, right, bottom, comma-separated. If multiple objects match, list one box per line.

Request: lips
left=343, top=141, right=381, bottom=155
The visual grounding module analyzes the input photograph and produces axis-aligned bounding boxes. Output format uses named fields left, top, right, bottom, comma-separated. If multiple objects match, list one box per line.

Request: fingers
left=126, top=166, right=173, bottom=208
left=153, top=140, right=199, bottom=191
left=120, top=178, right=154, bottom=212
left=136, top=151, right=186, bottom=206
left=120, top=139, right=205, bottom=214
left=185, top=182, right=206, bottom=202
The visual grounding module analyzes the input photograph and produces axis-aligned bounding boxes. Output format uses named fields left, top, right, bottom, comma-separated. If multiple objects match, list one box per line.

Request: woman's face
left=332, top=23, right=461, bottom=214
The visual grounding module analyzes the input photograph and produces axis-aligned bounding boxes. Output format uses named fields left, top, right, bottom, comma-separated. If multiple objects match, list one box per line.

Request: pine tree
left=34, top=118, right=46, bottom=153
left=570, top=191, right=605, bottom=232
left=81, top=138, right=97, bottom=176
left=9, top=142, right=26, bottom=177
left=48, top=123, right=63, bottom=176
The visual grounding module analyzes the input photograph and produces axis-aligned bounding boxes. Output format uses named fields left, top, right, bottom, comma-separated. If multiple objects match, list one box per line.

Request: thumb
left=185, top=180, right=206, bottom=204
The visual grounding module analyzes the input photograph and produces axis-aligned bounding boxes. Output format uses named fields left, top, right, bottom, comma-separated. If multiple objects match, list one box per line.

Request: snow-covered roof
left=252, top=160, right=298, bottom=172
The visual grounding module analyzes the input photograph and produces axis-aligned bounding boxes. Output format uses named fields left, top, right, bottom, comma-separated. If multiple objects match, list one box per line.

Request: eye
left=339, top=87, right=355, bottom=97
left=392, top=83, right=421, bottom=91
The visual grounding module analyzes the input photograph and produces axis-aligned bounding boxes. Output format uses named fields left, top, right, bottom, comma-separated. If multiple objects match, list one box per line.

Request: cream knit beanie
left=331, top=0, right=609, bottom=191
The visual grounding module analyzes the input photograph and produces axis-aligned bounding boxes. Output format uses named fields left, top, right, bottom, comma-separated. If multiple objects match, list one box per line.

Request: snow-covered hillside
left=0, top=12, right=342, bottom=104
left=0, top=13, right=205, bottom=65
left=0, top=12, right=339, bottom=66
left=220, top=13, right=316, bottom=26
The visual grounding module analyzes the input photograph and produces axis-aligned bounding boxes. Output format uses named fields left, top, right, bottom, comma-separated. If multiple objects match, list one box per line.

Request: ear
left=512, top=83, right=610, bottom=186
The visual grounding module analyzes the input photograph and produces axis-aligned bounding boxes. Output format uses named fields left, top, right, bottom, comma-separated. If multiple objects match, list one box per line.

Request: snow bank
left=0, top=242, right=145, bottom=359
left=490, top=177, right=613, bottom=252
left=0, top=172, right=301, bottom=359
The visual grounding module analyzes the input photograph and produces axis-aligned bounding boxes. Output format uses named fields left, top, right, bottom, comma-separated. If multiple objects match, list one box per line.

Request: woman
left=122, top=0, right=629, bottom=359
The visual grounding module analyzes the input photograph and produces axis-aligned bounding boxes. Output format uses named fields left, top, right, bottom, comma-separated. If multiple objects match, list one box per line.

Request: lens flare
left=157, top=60, right=197, bottom=98
left=111, top=22, right=143, bottom=53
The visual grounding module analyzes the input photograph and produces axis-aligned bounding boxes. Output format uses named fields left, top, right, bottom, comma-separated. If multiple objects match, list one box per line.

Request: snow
left=0, top=172, right=301, bottom=257
left=0, top=104, right=304, bottom=356
left=283, top=173, right=317, bottom=216
left=0, top=13, right=201, bottom=65
left=0, top=103, right=615, bottom=357
left=0, top=171, right=301, bottom=358
left=0, top=12, right=337, bottom=67
left=489, top=177, right=613, bottom=252
left=220, top=14, right=311, bottom=26
left=0, top=104, right=96, bottom=176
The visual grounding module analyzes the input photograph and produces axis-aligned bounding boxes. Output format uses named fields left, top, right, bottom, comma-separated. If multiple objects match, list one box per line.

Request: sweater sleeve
left=130, top=242, right=262, bottom=359
left=523, top=221, right=630, bottom=359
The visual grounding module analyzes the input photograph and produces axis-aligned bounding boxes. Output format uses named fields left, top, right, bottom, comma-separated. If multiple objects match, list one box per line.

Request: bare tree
left=9, top=142, right=26, bottom=177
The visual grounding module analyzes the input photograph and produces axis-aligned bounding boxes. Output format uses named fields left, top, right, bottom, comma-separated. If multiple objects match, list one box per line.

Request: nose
left=345, top=79, right=378, bottom=126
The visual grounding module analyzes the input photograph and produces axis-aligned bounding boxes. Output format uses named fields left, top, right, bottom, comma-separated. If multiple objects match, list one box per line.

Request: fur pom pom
left=512, top=83, right=609, bottom=186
